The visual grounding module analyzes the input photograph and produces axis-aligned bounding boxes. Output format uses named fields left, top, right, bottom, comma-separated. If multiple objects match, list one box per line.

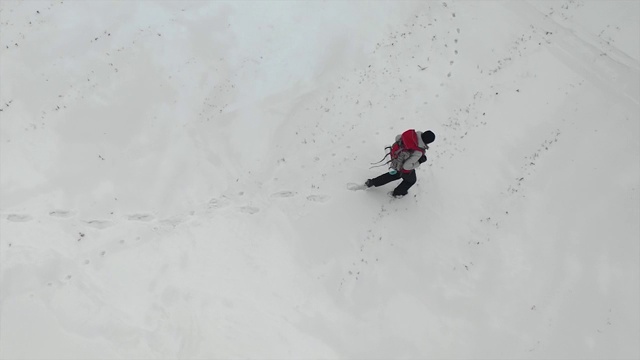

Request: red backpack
left=370, top=129, right=426, bottom=172
left=390, top=129, right=425, bottom=159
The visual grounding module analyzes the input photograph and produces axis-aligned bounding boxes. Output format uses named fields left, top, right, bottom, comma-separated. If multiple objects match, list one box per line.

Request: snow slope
left=1, top=1, right=638, bottom=359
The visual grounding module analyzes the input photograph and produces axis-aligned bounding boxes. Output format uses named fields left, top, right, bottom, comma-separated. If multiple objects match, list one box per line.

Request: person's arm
left=400, top=151, right=425, bottom=170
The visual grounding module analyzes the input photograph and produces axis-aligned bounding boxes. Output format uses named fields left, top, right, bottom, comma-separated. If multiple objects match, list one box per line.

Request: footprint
left=127, top=214, right=155, bottom=222
left=270, top=191, right=296, bottom=198
left=160, top=218, right=184, bottom=227
left=208, top=197, right=230, bottom=209
left=49, top=210, right=74, bottom=218
left=347, top=183, right=367, bottom=191
left=307, top=195, right=331, bottom=203
left=160, top=213, right=193, bottom=227
left=6, top=214, right=33, bottom=222
left=84, top=220, right=115, bottom=229
left=239, top=206, right=260, bottom=215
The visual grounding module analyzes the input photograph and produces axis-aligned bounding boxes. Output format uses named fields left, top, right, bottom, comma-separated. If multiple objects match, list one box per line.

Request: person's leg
left=367, top=172, right=402, bottom=187
left=392, top=170, right=417, bottom=196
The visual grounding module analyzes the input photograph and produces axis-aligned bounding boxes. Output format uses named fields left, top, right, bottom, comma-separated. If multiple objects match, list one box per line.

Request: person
left=365, top=129, right=435, bottom=198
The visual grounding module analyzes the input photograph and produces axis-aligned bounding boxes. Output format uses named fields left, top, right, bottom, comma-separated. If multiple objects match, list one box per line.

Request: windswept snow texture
left=1, top=1, right=639, bottom=359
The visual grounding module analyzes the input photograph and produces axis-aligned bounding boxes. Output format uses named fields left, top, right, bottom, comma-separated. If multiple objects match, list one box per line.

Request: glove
left=418, top=154, right=427, bottom=164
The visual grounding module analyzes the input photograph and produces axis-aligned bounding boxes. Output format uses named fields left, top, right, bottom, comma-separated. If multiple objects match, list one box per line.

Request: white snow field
left=1, top=1, right=638, bottom=359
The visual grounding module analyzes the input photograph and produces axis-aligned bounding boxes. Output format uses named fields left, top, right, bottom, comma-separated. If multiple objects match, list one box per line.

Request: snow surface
left=1, top=1, right=639, bottom=359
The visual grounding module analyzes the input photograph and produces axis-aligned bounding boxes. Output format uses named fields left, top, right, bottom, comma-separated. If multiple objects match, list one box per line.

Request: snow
left=1, top=1, right=638, bottom=359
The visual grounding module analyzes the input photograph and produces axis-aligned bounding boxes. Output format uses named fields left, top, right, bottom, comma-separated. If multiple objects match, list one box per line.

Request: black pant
left=368, top=170, right=417, bottom=196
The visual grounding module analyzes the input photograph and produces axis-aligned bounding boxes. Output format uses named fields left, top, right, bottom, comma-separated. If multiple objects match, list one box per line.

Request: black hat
left=421, top=130, right=435, bottom=144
